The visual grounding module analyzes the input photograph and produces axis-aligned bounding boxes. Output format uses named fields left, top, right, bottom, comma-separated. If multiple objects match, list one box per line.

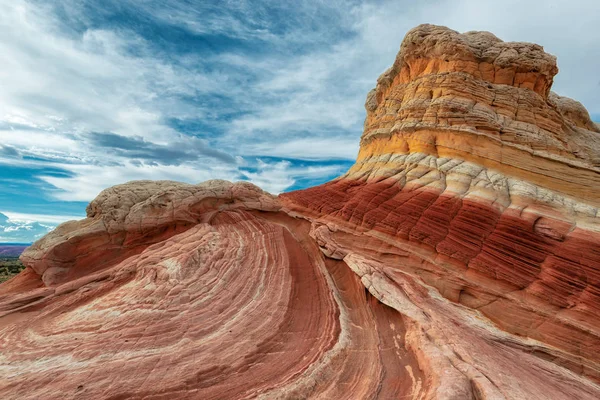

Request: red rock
left=2, top=25, right=600, bottom=399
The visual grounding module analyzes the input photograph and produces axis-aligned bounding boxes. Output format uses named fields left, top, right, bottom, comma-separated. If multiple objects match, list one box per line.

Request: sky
left=1, top=0, right=599, bottom=243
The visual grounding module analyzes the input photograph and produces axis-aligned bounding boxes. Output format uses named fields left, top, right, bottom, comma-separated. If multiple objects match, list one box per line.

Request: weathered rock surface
left=0, top=181, right=422, bottom=399
left=282, top=24, right=600, bottom=397
left=2, top=25, right=600, bottom=399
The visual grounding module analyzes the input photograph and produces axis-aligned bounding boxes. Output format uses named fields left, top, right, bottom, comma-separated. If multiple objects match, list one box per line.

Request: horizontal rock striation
left=362, top=24, right=600, bottom=203
left=2, top=24, right=600, bottom=399
left=283, top=155, right=600, bottom=383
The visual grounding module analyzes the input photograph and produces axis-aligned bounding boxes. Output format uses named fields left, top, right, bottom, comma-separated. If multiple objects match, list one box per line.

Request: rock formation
left=1, top=25, right=600, bottom=399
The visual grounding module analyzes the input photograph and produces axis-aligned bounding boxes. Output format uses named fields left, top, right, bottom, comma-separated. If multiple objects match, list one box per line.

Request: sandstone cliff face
left=2, top=25, right=600, bottom=399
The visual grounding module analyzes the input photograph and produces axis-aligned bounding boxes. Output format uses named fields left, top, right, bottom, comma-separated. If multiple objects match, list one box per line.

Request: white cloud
left=39, top=162, right=242, bottom=202
left=1, top=212, right=84, bottom=224
left=0, top=212, right=55, bottom=243
left=244, top=137, right=359, bottom=161
left=0, top=1, right=233, bottom=142
left=240, top=159, right=346, bottom=194
left=38, top=158, right=347, bottom=200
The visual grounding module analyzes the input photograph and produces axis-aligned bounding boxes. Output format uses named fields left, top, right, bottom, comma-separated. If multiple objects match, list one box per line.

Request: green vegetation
left=0, top=257, right=25, bottom=283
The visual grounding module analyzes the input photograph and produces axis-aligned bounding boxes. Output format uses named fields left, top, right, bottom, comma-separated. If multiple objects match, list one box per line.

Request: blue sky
left=1, top=0, right=599, bottom=242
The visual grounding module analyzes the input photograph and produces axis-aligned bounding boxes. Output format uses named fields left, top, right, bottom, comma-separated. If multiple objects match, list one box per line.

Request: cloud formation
left=86, top=132, right=236, bottom=165
left=0, top=212, right=55, bottom=243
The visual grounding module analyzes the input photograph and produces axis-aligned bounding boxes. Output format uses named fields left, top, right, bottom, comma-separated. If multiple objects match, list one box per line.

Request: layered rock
left=1, top=25, right=600, bottom=399
left=361, top=25, right=600, bottom=202
left=0, top=181, right=424, bottom=399
left=282, top=24, right=600, bottom=393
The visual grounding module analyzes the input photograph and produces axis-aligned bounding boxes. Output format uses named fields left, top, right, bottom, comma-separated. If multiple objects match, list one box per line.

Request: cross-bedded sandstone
left=2, top=24, right=600, bottom=399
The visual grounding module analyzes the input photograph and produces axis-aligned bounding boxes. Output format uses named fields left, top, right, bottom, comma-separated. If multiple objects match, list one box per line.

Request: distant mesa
left=0, top=244, right=29, bottom=257
left=2, top=25, right=600, bottom=399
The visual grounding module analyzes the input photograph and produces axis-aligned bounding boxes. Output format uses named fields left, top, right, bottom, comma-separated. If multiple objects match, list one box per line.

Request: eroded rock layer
left=1, top=24, right=600, bottom=399
left=282, top=155, right=600, bottom=384
left=1, top=181, right=424, bottom=399
left=281, top=24, right=600, bottom=397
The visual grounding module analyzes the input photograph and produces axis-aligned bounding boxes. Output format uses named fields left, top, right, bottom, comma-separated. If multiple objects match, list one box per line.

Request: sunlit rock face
left=2, top=25, right=600, bottom=399
left=282, top=24, right=600, bottom=397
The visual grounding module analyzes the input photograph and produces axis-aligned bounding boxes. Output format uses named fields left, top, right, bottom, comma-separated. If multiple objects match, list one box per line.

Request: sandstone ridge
left=2, top=24, right=600, bottom=400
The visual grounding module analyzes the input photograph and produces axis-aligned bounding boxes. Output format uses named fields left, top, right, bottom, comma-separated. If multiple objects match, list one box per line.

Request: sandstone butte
left=1, top=24, right=600, bottom=400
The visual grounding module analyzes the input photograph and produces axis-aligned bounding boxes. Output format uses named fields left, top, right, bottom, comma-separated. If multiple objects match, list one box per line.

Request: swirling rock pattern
left=2, top=25, right=600, bottom=399
left=0, top=182, right=424, bottom=399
